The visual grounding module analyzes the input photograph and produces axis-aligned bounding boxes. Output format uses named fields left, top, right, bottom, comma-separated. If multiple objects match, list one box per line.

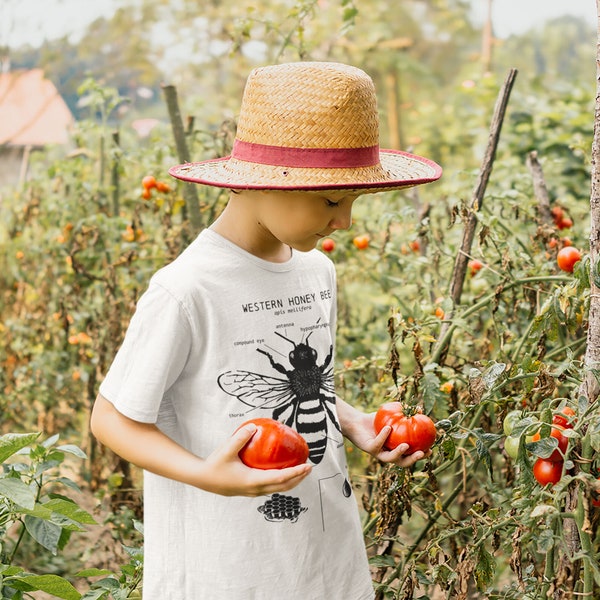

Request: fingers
left=227, top=423, right=257, bottom=455
left=243, top=463, right=312, bottom=497
left=372, top=425, right=392, bottom=452
left=375, top=433, right=429, bottom=467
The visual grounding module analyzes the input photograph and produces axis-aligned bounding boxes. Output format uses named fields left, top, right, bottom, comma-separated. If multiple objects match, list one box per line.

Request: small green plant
left=0, top=432, right=143, bottom=600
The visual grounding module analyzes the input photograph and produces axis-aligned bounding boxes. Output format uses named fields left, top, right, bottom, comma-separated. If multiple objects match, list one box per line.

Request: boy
left=91, top=61, right=442, bottom=599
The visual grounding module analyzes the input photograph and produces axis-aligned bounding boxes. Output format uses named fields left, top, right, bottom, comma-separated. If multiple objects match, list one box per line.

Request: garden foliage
left=1, top=1, right=599, bottom=598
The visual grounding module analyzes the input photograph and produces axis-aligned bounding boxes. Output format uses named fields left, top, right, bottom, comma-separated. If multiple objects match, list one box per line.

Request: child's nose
left=329, top=206, right=353, bottom=230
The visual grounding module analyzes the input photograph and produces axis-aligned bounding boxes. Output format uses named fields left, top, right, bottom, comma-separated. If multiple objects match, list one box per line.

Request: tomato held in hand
left=374, top=402, right=437, bottom=453
left=236, top=418, right=309, bottom=470
left=533, top=458, right=563, bottom=486
left=556, top=246, right=582, bottom=273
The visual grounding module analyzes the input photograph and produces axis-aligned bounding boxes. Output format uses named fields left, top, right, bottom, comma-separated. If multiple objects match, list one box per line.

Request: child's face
left=253, top=190, right=360, bottom=252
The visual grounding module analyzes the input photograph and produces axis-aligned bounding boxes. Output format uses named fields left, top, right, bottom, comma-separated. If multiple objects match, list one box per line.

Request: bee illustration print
left=217, top=330, right=341, bottom=464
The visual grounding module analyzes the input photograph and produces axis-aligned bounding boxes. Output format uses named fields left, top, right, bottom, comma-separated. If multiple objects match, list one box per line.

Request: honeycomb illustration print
left=258, top=493, right=308, bottom=523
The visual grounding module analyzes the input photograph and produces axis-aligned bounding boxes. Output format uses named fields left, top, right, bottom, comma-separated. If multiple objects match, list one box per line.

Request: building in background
left=0, top=68, right=73, bottom=186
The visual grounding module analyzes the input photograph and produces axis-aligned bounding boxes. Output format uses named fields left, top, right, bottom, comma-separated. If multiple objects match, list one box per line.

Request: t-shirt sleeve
left=98, top=281, right=194, bottom=423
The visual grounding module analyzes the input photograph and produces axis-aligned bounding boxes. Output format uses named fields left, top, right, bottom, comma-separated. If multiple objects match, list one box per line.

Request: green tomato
left=503, top=410, right=521, bottom=436
left=504, top=435, right=520, bottom=459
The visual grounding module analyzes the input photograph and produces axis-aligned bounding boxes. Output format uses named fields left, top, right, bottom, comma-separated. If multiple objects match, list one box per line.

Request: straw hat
left=169, top=61, right=442, bottom=193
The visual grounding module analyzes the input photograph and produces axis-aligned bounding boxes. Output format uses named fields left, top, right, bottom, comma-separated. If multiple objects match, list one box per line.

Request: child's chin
left=292, top=241, right=318, bottom=253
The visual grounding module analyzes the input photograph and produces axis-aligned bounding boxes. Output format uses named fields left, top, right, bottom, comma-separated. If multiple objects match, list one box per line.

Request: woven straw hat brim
left=169, top=149, right=442, bottom=194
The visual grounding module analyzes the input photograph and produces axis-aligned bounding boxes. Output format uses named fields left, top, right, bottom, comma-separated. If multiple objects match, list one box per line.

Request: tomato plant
left=533, top=458, right=564, bottom=486
left=556, top=246, right=582, bottom=272
left=236, top=418, right=309, bottom=469
left=374, top=402, right=437, bottom=453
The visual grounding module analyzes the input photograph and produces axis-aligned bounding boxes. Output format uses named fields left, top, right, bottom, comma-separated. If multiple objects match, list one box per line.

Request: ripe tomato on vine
left=557, top=246, right=582, bottom=273
left=533, top=458, right=563, bottom=486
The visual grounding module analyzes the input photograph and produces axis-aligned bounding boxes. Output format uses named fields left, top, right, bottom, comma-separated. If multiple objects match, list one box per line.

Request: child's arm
left=90, top=394, right=311, bottom=497
left=335, top=396, right=427, bottom=467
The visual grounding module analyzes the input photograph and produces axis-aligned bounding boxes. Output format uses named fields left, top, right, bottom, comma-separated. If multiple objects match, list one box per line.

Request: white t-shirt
left=99, top=229, right=375, bottom=600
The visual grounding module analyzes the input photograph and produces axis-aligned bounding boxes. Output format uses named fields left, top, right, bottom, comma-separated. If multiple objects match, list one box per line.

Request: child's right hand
left=198, top=422, right=312, bottom=497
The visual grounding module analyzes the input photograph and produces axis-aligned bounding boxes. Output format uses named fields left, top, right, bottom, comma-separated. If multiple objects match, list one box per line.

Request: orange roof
left=0, top=69, right=74, bottom=146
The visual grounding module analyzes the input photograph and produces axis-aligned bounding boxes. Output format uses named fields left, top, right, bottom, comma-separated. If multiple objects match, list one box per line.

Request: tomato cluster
left=504, top=406, right=576, bottom=487
left=141, top=174, right=171, bottom=200
left=551, top=205, right=573, bottom=231
left=236, top=418, right=309, bottom=470
left=374, top=402, right=437, bottom=454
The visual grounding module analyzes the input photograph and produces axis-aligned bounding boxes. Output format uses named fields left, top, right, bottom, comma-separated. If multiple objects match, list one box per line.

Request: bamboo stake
left=433, top=68, right=518, bottom=365
left=162, top=83, right=203, bottom=232
left=111, top=130, right=120, bottom=216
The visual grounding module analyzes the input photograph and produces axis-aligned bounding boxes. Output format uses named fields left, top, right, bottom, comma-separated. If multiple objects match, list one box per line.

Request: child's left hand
left=336, top=398, right=429, bottom=467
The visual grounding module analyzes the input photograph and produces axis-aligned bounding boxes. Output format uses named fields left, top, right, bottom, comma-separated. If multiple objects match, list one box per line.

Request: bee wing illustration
left=217, top=370, right=295, bottom=411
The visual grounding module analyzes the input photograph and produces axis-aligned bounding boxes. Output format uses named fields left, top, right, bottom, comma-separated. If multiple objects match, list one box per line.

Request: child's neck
left=210, top=201, right=292, bottom=263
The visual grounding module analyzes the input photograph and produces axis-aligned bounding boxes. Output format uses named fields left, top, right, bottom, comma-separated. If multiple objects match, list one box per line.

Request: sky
left=0, top=0, right=597, bottom=49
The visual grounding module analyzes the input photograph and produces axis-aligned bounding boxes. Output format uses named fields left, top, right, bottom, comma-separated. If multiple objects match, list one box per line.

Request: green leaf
left=80, top=588, right=111, bottom=600
left=43, top=498, right=97, bottom=525
left=475, top=546, right=496, bottom=591
left=24, top=515, right=63, bottom=554
left=482, top=362, right=506, bottom=389
left=56, top=445, right=87, bottom=459
left=476, top=438, right=493, bottom=480
left=368, top=554, right=396, bottom=568
left=536, top=528, right=555, bottom=553
left=0, top=433, right=40, bottom=464
left=42, top=433, right=61, bottom=449
left=18, top=574, right=81, bottom=600
left=0, top=478, right=36, bottom=510
left=75, top=569, right=113, bottom=578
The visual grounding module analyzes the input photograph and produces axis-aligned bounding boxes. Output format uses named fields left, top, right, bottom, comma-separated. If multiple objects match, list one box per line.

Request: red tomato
left=155, top=180, right=171, bottom=193
left=552, top=406, right=576, bottom=429
left=556, top=217, right=573, bottom=230
left=353, top=234, right=370, bottom=250
left=530, top=425, right=568, bottom=461
left=551, top=206, right=564, bottom=222
left=374, top=402, right=437, bottom=453
left=409, top=239, right=420, bottom=253
left=468, top=259, right=484, bottom=277
left=556, top=246, right=582, bottom=273
left=533, top=458, right=563, bottom=486
left=236, top=418, right=309, bottom=470
left=321, top=237, right=335, bottom=252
